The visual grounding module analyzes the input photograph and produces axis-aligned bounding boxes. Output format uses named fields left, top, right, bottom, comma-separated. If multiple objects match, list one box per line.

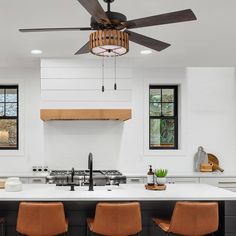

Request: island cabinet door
left=224, top=201, right=236, bottom=236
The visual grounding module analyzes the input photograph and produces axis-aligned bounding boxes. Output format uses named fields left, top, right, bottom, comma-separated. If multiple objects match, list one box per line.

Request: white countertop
left=0, top=183, right=236, bottom=201
left=1, top=171, right=236, bottom=180
left=0, top=173, right=48, bottom=178
left=125, top=171, right=236, bottom=178
left=1, top=171, right=236, bottom=178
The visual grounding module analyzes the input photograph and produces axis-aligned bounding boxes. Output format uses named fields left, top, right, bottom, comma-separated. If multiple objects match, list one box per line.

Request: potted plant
left=155, top=168, right=168, bottom=185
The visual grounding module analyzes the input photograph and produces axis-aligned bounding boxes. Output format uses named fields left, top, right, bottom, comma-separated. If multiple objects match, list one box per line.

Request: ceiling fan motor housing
left=90, top=11, right=127, bottom=29
left=103, top=0, right=115, bottom=3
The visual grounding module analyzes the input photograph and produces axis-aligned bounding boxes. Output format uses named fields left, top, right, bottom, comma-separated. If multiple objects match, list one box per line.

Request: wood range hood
left=40, top=109, right=132, bottom=121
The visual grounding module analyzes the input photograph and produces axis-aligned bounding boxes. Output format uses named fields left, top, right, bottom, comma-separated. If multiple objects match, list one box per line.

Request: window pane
left=150, top=103, right=161, bottom=116
left=150, top=119, right=160, bottom=147
left=162, top=103, right=174, bottom=116
left=162, top=89, right=174, bottom=102
left=150, top=89, right=161, bottom=102
left=0, top=103, right=4, bottom=116
left=0, top=89, right=4, bottom=102
left=149, top=85, right=178, bottom=150
left=160, top=119, right=175, bottom=147
left=6, top=89, right=17, bottom=102
left=0, top=119, right=17, bottom=148
left=6, top=103, right=17, bottom=116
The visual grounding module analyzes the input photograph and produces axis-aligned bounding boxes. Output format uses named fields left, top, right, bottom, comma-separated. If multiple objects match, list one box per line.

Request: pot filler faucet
left=88, top=152, right=94, bottom=191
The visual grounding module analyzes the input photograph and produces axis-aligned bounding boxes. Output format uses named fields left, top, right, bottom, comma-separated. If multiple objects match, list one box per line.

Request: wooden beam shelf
left=40, top=109, right=132, bottom=121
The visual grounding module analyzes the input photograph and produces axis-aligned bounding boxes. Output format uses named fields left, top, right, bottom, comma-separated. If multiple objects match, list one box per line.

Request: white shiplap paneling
left=40, top=59, right=132, bottom=109
left=40, top=101, right=132, bottom=109
left=41, top=67, right=132, bottom=79
left=41, top=78, right=132, bottom=90
left=41, top=90, right=131, bottom=102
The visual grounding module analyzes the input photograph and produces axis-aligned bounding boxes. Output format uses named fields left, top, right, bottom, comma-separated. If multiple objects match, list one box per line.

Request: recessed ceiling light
left=140, top=50, right=152, bottom=55
left=31, top=49, right=42, bottom=55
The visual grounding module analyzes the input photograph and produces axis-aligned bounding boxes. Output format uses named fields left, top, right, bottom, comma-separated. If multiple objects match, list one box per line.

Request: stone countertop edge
left=0, top=183, right=236, bottom=201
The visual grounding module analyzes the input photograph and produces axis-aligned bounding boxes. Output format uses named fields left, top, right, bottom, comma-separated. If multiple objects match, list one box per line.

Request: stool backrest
left=17, top=202, right=67, bottom=236
left=93, top=202, right=142, bottom=236
left=169, top=202, right=219, bottom=235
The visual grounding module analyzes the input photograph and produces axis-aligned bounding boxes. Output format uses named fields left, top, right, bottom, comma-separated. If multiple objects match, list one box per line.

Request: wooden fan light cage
left=89, top=30, right=129, bottom=57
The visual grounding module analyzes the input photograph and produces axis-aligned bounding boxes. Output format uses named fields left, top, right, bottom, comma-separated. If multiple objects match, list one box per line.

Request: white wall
left=0, top=62, right=236, bottom=175
left=118, top=67, right=236, bottom=174
left=0, top=67, right=44, bottom=173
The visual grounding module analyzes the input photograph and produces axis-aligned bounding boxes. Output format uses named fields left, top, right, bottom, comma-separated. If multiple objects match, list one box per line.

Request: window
left=149, top=85, right=178, bottom=149
left=0, top=85, right=18, bottom=150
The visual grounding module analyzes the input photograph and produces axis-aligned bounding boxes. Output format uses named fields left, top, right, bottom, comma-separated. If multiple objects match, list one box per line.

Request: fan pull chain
left=102, top=56, right=105, bottom=92
left=114, top=54, right=117, bottom=90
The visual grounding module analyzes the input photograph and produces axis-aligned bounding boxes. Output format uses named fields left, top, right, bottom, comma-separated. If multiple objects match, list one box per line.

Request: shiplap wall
left=40, top=59, right=132, bottom=109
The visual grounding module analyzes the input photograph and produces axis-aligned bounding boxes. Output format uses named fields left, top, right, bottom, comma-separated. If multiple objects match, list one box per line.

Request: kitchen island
left=0, top=183, right=236, bottom=236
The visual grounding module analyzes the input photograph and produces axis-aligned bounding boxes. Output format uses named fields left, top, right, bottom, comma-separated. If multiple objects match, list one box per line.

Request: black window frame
left=149, top=85, right=178, bottom=150
left=0, top=85, right=19, bottom=150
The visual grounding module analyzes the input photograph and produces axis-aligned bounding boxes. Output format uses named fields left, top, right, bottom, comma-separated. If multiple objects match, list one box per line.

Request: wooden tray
left=145, top=184, right=166, bottom=191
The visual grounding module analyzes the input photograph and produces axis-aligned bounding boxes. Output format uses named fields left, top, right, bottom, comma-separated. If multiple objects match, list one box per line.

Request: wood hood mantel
left=40, top=109, right=132, bottom=121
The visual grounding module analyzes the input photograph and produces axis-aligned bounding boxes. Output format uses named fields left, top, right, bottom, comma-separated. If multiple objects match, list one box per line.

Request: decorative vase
left=156, top=177, right=166, bottom=186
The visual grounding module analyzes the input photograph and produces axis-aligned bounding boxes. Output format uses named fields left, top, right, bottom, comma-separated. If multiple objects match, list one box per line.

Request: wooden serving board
left=145, top=184, right=166, bottom=191
left=0, top=183, right=5, bottom=189
left=200, top=163, right=213, bottom=172
left=208, top=153, right=224, bottom=172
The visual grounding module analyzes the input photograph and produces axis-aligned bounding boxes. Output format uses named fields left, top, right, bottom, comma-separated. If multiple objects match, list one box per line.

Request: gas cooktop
left=49, top=170, right=123, bottom=176
left=47, top=169, right=126, bottom=185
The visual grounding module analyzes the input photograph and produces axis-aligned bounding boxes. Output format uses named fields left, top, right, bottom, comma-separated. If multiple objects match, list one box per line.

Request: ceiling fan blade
left=75, top=42, right=90, bottom=55
left=125, top=30, right=170, bottom=52
left=19, top=27, right=92, bottom=33
left=77, top=0, right=111, bottom=25
left=124, top=9, right=197, bottom=29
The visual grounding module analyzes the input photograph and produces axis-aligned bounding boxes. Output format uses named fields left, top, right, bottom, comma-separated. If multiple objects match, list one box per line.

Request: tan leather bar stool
left=87, top=202, right=142, bottom=236
left=16, top=202, right=68, bottom=236
left=153, top=201, right=219, bottom=236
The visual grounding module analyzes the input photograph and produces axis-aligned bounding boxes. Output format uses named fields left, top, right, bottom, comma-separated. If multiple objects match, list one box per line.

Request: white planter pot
left=156, top=177, right=166, bottom=186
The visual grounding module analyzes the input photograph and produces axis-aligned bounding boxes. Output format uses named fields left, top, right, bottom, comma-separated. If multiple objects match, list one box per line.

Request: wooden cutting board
left=0, top=180, right=5, bottom=189
left=208, top=153, right=224, bottom=172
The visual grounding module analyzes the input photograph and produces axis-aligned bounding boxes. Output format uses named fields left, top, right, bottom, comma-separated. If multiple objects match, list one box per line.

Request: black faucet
left=70, top=167, right=75, bottom=191
left=71, top=167, right=75, bottom=182
left=88, top=153, right=94, bottom=191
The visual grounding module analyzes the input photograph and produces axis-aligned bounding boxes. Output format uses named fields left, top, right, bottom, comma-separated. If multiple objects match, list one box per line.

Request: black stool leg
left=1, top=221, right=5, bottom=236
left=1, top=223, right=3, bottom=236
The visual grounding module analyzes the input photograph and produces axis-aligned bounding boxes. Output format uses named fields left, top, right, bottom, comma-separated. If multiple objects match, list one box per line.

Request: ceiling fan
left=19, top=0, right=197, bottom=57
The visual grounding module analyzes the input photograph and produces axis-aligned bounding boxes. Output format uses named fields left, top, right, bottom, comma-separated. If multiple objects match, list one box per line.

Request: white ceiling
left=0, top=0, right=236, bottom=68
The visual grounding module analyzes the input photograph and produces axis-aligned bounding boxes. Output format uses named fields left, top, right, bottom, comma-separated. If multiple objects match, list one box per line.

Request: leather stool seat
left=87, top=202, right=142, bottom=236
left=153, top=201, right=219, bottom=236
left=17, top=202, right=68, bottom=236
